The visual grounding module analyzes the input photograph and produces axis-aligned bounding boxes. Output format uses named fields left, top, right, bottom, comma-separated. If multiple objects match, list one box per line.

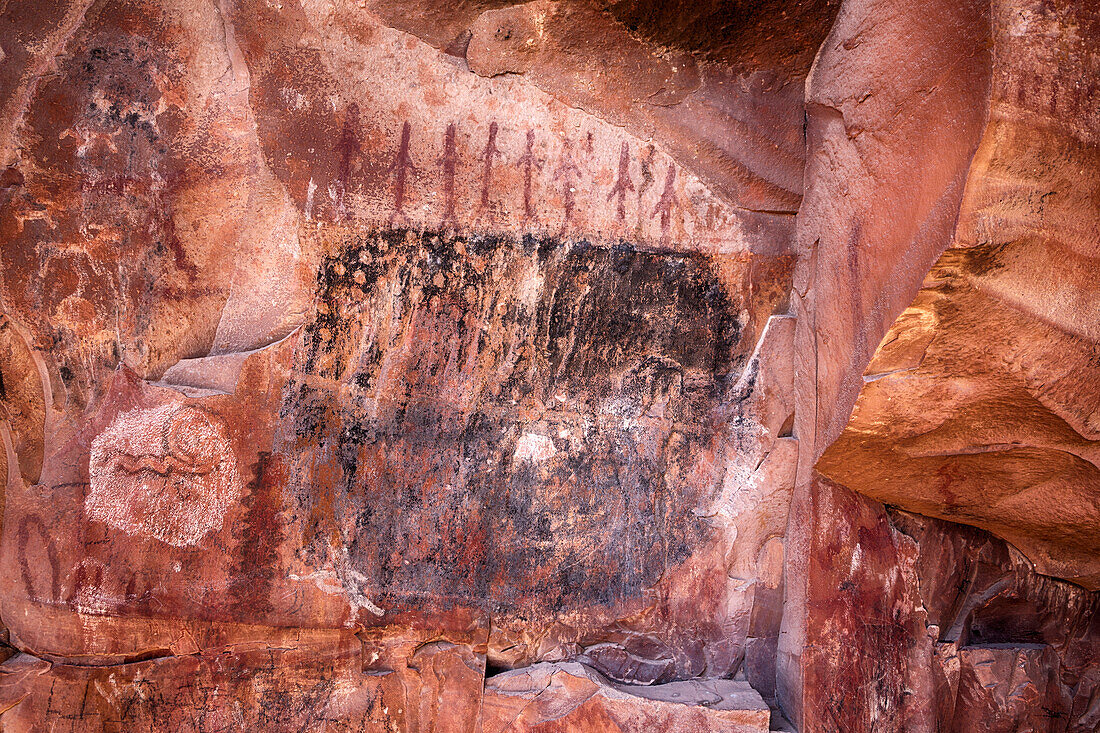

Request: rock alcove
left=0, top=0, right=1097, bottom=730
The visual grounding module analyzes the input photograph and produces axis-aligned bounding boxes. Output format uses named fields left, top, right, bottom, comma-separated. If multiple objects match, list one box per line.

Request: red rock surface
left=481, top=662, right=771, bottom=732
left=0, top=0, right=1096, bottom=730
left=816, top=0, right=1100, bottom=592
left=776, top=0, right=1100, bottom=730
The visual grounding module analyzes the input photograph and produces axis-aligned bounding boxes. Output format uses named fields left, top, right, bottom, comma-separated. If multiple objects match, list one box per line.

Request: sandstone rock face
left=794, top=481, right=1099, bottom=731
left=0, top=0, right=805, bottom=727
left=482, top=662, right=771, bottom=732
left=817, top=0, right=1100, bottom=592
left=777, top=0, right=994, bottom=722
left=775, top=0, right=1100, bottom=730
left=0, top=0, right=1097, bottom=731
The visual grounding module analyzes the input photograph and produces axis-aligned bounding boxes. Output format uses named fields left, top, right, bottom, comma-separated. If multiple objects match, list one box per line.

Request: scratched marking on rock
left=18, top=515, right=60, bottom=603
left=85, top=404, right=243, bottom=547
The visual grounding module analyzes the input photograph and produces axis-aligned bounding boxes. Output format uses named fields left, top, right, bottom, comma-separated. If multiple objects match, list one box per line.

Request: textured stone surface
left=776, top=0, right=1100, bottom=730
left=798, top=478, right=937, bottom=731
left=0, top=633, right=386, bottom=730
left=812, top=0, right=1100, bottom=587
left=896, top=510, right=1100, bottom=733
left=0, top=629, right=489, bottom=731
left=0, top=0, right=807, bottom=728
left=0, top=0, right=1098, bottom=730
left=481, top=662, right=770, bottom=732
left=776, top=0, right=994, bottom=722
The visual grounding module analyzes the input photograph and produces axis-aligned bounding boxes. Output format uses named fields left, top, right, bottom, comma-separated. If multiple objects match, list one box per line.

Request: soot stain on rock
left=283, top=228, right=743, bottom=614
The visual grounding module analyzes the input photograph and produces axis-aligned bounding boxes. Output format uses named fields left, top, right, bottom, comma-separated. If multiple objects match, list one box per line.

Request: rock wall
left=0, top=0, right=1096, bottom=731
left=779, top=0, right=1100, bottom=730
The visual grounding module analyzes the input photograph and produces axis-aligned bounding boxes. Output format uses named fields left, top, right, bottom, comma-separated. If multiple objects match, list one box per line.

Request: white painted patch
left=84, top=404, right=242, bottom=547
left=851, top=543, right=864, bottom=573
left=290, top=557, right=386, bottom=619
left=513, top=432, right=556, bottom=463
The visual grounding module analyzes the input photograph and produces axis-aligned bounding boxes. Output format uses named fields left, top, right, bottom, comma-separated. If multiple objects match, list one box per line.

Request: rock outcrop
left=0, top=0, right=1096, bottom=731
left=481, top=662, right=771, bottom=732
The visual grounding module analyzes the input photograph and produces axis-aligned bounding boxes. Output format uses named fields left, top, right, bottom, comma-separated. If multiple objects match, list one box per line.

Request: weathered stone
left=777, top=0, right=994, bottom=722
left=0, top=632, right=388, bottom=730
left=951, top=644, right=1062, bottom=733
left=894, top=510, right=1100, bottom=732
left=777, top=0, right=1100, bottom=729
left=0, top=0, right=1097, bottom=729
left=481, top=662, right=770, bottom=732
left=814, top=0, right=1100, bottom=588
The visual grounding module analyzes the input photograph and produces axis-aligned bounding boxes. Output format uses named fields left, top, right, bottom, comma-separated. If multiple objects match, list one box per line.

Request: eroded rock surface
left=0, top=0, right=1097, bottom=730
left=481, top=662, right=771, bottom=733
left=0, top=0, right=807, bottom=728
left=813, top=0, right=1100, bottom=589
left=773, top=0, right=1100, bottom=730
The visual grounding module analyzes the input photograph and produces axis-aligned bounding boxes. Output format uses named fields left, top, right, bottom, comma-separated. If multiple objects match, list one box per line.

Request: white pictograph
left=85, top=404, right=242, bottom=547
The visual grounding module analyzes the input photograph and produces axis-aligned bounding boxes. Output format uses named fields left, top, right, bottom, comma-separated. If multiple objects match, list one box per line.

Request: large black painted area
left=282, top=229, right=745, bottom=613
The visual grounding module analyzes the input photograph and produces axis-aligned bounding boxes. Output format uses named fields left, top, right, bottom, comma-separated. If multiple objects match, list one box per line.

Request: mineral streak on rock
left=0, top=0, right=1098, bottom=730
